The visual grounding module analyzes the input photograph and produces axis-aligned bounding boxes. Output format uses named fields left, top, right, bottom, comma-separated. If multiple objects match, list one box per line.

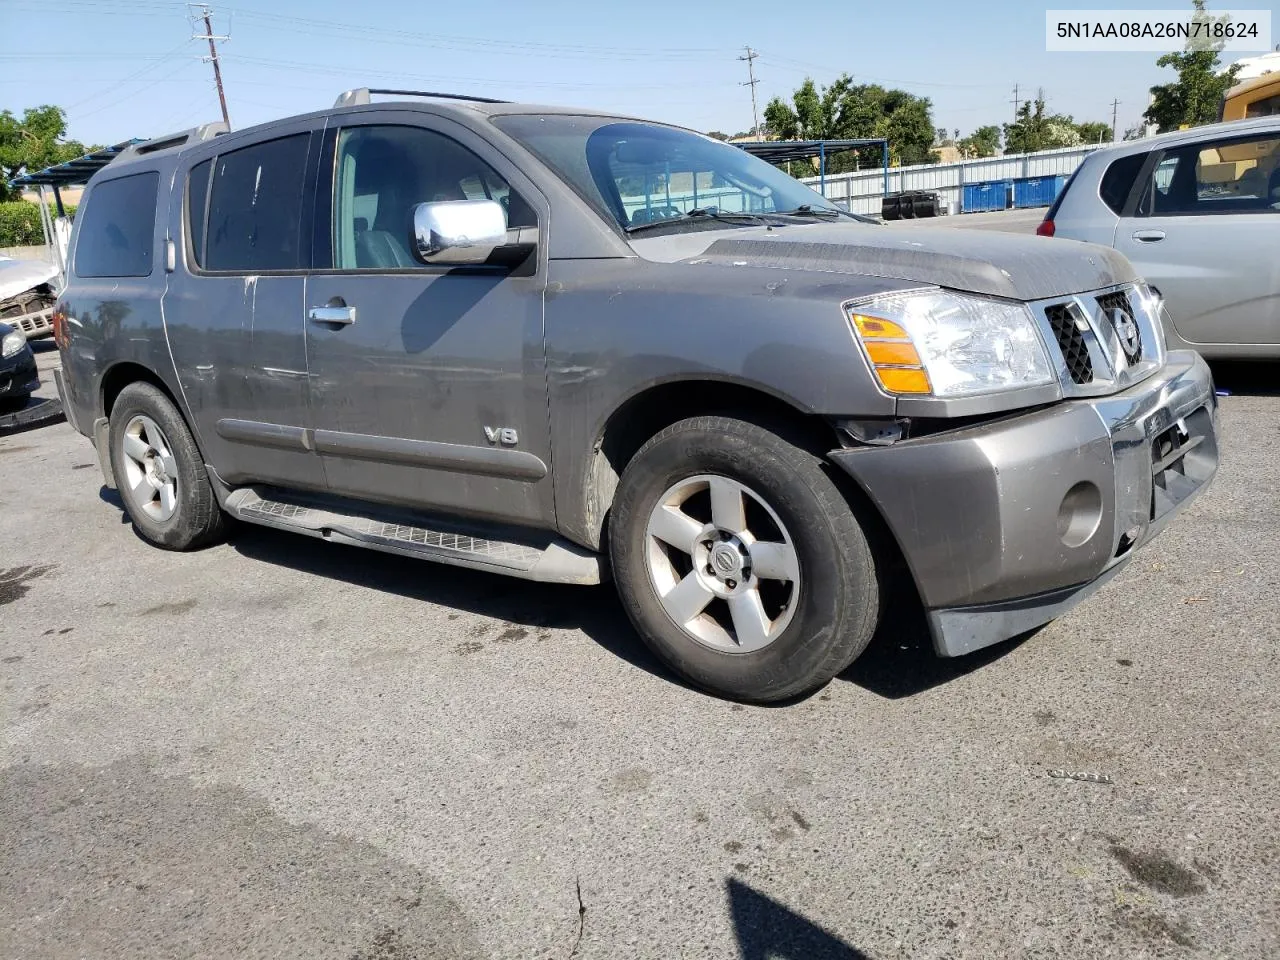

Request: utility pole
left=190, top=4, right=230, bottom=129
left=1011, top=83, right=1021, bottom=122
left=1110, top=98, right=1121, bottom=142
left=739, top=46, right=761, bottom=141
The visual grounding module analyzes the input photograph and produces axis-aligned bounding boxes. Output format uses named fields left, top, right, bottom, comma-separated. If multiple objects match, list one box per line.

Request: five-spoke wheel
left=611, top=415, right=880, bottom=703
left=120, top=414, right=180, bottom=522
left=646, top=475, right=800, bottom=653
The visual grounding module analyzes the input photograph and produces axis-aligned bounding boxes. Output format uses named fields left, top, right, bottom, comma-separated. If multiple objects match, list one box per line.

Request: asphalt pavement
left=887, top=208, right=1048, bottom=233
left=2, top=363, right=1278, bottom=959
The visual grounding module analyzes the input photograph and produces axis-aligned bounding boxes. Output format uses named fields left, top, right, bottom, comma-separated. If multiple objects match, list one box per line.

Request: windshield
left=491, top=115, right=844, bottom=232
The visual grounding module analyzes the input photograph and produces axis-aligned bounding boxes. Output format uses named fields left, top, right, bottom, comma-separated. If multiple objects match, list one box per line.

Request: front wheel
left=609, top=416, right=880, bottom=703
left=108, top=381, right=225, bottom=550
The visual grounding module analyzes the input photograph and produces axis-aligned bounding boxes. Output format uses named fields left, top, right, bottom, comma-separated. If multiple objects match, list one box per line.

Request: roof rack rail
left=122, top=122, right=230, bottom=158
left=334, top=87, right=508, bottom=108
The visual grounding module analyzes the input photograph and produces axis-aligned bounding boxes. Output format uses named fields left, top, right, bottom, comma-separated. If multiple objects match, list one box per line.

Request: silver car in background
left=1040, top=117, right=1280, bottom=358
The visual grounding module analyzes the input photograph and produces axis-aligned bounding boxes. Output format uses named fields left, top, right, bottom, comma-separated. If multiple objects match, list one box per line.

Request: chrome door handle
left=1132, top=230, right=1165, bottom=243
left=309, top=305, right=356, bottom=325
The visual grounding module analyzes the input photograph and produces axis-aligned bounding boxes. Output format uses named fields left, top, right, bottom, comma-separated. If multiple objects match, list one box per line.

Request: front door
left=1115, top=129, right=1280, bottom=347
left=303, top=114, right=554, bottom=527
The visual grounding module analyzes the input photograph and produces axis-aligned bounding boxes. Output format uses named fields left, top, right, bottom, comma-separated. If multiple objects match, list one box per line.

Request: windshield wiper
left=625, top=208, right=773, bottom=235
left=774, top=204, right=873, bottom=222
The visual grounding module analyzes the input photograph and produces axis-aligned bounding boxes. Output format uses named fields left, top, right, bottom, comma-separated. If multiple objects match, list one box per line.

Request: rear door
left=302, top=112, right=554, bottom=526
left=1113, top=130, right=1280, bottom=346
left=166, top=120, right=327, bottom=488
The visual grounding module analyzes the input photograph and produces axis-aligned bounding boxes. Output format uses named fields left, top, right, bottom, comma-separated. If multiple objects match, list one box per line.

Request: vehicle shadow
left=221, top=519, right=685, bottom=688
left=97, top=486, right=132, bottom=523
left=1208, top=360, right=1278, bottom=397
left=838, top=578, right=1030, bottom=700
left=97, top=490, right=1030, bottom=702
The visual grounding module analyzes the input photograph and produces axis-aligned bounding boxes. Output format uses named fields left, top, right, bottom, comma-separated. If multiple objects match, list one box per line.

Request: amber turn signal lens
left=875, top=367, right=931, bottom=394
left=848, top=309, right=932, bottom=395
left=864, top=341, right=922, bottom=367
left=851, top=314, right=911, bottom=340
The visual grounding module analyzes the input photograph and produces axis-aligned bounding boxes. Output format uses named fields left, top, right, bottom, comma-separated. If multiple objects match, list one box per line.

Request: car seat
left=352, top=139, right=417, bottom=269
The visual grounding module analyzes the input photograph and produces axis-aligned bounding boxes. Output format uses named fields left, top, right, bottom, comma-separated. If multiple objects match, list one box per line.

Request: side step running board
left=223, top=488, right=604, bottom=585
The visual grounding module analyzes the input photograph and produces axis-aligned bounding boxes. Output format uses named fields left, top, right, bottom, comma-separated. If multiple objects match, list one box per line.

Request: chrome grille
left=1044, top=303, right=1094, bottom=384
left=1032, top=284, right=1164, bottom=398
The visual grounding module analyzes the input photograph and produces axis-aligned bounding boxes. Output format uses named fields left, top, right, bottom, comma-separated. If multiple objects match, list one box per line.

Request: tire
left=108, top=381, right=225, bottom=550
left=609, top=415, right=880, bottom=703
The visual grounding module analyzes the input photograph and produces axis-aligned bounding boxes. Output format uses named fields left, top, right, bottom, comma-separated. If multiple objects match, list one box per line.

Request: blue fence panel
left=961, top=180, right=1010, bottom=213
left=1013, top=175, right=1067, bottom=209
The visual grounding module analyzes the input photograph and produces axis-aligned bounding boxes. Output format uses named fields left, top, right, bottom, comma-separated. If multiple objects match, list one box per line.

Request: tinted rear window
left=205, top=134, right=310, bottom=271
left=187, top=159, right=212, bottom=268
left=1100, top=152, right=1148, bottom=214
left=74, top=172, right=159, bottom=278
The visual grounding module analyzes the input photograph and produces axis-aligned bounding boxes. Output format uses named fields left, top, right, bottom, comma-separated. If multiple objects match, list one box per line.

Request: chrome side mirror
left=412, top=199, right=508, bottom=265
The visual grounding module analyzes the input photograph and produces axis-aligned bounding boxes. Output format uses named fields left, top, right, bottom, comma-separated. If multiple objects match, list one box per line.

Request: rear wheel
left=108, top=382, right=225, bottom=550
left=609, top=416, right=880, bottom=702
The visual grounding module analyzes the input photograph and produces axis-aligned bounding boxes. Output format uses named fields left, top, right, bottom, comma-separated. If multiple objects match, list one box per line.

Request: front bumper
left=6, top=305, right=54, bottom=339
left=829, top=349, right=1218, bottom=657
left=0, top=346, right=39, bottom=399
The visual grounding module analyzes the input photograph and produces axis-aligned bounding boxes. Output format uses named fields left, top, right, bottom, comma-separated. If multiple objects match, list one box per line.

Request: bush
left=0, top=200, right=74, bottom=247
left=0, top=202, right=43, bottom=246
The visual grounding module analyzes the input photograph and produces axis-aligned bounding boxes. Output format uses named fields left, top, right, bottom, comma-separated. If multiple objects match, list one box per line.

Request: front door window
left=331, top=125, right=535, bottom=270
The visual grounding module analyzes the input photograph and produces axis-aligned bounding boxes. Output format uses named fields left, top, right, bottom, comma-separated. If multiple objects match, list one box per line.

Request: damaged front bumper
left=829, top=349, right=1218, bottom=657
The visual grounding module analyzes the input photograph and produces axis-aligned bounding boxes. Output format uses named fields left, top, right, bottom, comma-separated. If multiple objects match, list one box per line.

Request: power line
left=739, top=46, right=761, bottom=140
left=229, top=8, right=729, bottom=62
left=63, top=40, right=192, bottom=112
left=1110, top=98, right=1121, bottom=142
left=756, top=54, right=1009, bottom=90
left=1011, top=83, right=1021, bottom=122
left=189, top=3, right=230, bottom=128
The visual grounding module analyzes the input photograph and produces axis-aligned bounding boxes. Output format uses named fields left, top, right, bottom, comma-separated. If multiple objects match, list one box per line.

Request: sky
left=1, top=0, right=1273, bottom=151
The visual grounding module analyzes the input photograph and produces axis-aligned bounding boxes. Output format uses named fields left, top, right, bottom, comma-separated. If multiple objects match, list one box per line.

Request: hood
left=635, top=222, right=1138, bottom=301
left=0, top=257, right=59, bottom=302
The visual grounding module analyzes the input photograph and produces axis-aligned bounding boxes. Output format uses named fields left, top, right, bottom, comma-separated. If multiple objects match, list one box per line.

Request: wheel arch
left=572, top=377, right=842, bottom=551
left=98, top=361, right=210, bottom=468
left=100, top=361, right=182, bottom=420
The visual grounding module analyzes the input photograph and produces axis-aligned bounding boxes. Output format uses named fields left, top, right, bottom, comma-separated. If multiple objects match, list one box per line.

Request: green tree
left=0, top=105, right=90, bottom=201
left=1003, top=91, right=1090, bottom=153
left=1076, top=120, right=1113, bottom=144
left=1143, top=0, right=1241, bottom=132
left=763, top=75, right=935, bottom=169
left=958, top=125, right=1001, bottom=158
left=705, top=130, right=731, bottom=141
left=1123, top=121, right=1149, bottom=141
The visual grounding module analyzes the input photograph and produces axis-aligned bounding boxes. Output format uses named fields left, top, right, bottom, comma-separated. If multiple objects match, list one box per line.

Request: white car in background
left=1039, top=116, right=1280, bottom=358
left=0, top=255, right=60, bottom=340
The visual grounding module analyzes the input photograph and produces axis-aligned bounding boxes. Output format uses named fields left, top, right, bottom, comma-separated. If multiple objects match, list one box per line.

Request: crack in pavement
left=566, top=876, right=587, bottom=959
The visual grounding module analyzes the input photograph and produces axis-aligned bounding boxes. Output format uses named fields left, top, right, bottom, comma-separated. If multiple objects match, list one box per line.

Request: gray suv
left=52, top=89, right=1219, bottom=702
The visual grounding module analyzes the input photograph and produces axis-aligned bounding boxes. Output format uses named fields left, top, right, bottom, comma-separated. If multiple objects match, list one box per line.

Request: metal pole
left=819, top=142, right=826, bottom=196
left=738, top=47, right=761, bottom=140
left=192, top=6, right=231, bottom=128
left=882, top=141, right=889, bottom=198
left=204, top=12, right=230, bottom=128
left=52, top=185, right=66, bottom=218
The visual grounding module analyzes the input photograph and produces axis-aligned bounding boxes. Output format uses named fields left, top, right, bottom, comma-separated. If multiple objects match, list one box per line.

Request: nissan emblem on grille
left=1109, top=307, right=1141, bottom=363
left=1095, top=291, right=1143, bottom=366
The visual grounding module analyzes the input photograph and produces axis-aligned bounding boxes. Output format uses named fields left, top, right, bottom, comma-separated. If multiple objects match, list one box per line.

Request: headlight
left=847, top=289, right=1055, bottom=397
left=1, top=330, right=26, bottom=359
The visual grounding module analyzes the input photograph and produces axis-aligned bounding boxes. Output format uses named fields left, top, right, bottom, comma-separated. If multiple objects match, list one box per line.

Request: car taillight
left=1036, top=219, right=1056, bottom=237
left=52, top=305, right=68, bottom=349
